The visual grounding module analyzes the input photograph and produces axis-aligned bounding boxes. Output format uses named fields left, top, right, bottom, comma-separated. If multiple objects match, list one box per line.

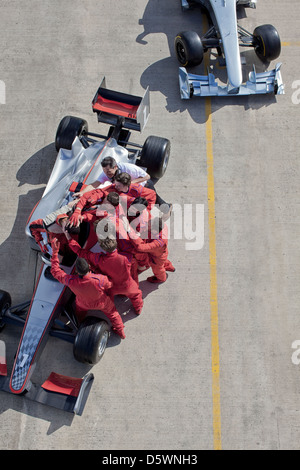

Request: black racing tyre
left=175, top=31, right=204, bottom=67
left=0, top=290, right=11, bottom=332
left=139, top=136, right=171, bottom=180
left=253, top=24, right=281, bottom=62
left=55, top=115, right=88, bottom=152
left=73, top=317, right=110, bottom=364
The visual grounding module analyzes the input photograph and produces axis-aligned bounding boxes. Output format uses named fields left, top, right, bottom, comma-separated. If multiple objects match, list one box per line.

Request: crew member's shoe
left=147, top=276, right=166, bottom=283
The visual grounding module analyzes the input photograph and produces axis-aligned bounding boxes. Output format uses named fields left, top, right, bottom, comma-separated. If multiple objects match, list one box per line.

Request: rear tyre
left=253, top=24, right=281, bottom=62
left=73, top=317, right=110, bottom=364
left=175, top=31, right=204, bottom=67
left=139, top=136, right=171, bottom=179
left=0, top=290, right=11, bottom=332
left=55, top=115, right=88, bottom=152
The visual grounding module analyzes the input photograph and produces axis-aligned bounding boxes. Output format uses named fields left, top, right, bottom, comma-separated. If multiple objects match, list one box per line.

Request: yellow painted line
left=200, top=25, right=299, bottom=455
left=282, top=41, right=300, bottom=47
left=202, top=37, right=222, bottom=447
left=200, top=12, right=222, bottom=450
left=205, top=96, right=222, bottom=451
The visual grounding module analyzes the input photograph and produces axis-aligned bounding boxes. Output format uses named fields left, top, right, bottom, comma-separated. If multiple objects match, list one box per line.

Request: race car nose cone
left=210, top=0, right=243, bottom=88
left=226, top=57, right=243, bottom=89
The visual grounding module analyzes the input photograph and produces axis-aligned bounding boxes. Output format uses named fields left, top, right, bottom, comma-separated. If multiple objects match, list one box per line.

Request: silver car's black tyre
left=139, top=136, right=171, bottom=180
left=0, top=290, right=11, bottom=332
left=253, top=24, right=281, bottom=62
left=175, top=31, right=204, bottom=67
left=73, top=317, right=110, bottom=364
left=55, top=115, right=88, bottom=152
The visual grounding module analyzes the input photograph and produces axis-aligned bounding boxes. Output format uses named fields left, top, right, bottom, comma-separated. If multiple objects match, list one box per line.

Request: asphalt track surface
left=0, top=0, right=299, bottom=451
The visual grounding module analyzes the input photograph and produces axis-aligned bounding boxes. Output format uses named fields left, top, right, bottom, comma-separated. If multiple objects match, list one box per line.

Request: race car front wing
left=0, top=265, right=94, bottom=416
left=0, top=349, right=94, bottom=416
left=179, top=62, right=284, bottom=98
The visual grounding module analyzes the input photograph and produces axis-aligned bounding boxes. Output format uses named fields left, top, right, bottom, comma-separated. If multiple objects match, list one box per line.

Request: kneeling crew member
left=50, top=238, right=125, bottom=339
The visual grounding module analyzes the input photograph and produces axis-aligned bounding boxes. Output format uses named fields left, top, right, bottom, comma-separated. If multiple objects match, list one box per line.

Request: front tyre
left=175, top=31, right=204, bottom=67
left=55, top=115, right=88, bottom=152
left=253, top=24, right=281, bottom=62
left=73, top=317, right=110, bottom=364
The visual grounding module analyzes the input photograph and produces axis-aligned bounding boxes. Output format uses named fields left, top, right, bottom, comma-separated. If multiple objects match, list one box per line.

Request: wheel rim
left=162, top=151, right=170, bottom=174
left=98, top=330, right=109, bottom=357
left=79, top=125, right=88, bottom=139
left=176, top=42, right=187, bottom=65
left=255, top=36, right=265, bottom=57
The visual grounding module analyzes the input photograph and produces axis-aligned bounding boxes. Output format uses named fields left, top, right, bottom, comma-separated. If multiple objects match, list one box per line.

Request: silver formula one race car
left=175, top=0, right=284, bottom=98
left=0, top=80, right=171, bottom=415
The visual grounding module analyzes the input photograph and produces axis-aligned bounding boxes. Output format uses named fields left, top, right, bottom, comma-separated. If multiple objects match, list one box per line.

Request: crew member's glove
left=34, top=238, right=48, bottom=254
left=51, top=238, right=60, bottom=255
left=67, top=208, right=83, bottom=228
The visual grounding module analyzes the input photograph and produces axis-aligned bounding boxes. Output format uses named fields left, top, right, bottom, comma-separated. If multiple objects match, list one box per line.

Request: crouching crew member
left=64, top=228, right=144, bottom=316
left=50, top=238, right=125, bottom=339
left=130, top=217, right=175, bottom=283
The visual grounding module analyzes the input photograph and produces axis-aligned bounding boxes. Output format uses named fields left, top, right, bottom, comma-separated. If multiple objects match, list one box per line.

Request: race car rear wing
left=179, top=63, right=284, bottom=98
left=92, top=77, right=150, bottom=132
